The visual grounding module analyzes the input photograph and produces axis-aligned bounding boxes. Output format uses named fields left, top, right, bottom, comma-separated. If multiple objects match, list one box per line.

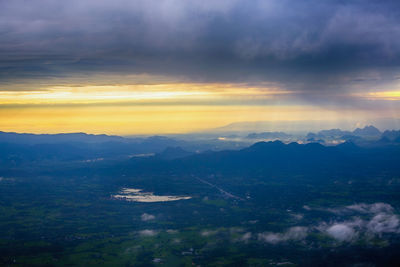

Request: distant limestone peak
left=353, top=125, right=381, bottom=136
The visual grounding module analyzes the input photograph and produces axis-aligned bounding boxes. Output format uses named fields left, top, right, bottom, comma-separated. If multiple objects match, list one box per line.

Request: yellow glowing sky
left=0, top=83, right=289, bottom=104
left=0, top=82, right=399, bottom=135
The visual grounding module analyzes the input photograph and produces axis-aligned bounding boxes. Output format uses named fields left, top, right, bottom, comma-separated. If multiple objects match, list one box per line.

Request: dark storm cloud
left=1, top=0, right=400, bottom=91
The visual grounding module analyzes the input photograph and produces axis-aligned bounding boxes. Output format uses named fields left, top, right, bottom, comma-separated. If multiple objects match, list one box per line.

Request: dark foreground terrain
left=1, top=133, right=400, bottom=266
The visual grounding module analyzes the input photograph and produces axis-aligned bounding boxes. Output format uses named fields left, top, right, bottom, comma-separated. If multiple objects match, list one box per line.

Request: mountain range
left=306, top=125, right=383, bottom=139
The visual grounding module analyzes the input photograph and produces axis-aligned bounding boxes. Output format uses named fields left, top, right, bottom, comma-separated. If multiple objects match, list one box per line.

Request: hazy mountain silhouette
left=0, top=131, right=126, bottom=144
left=246, top=132, right=291, bottom=139
left=124, top=140, right=399, bottom=181
left=353, top=125, right=381, bottom=137
left=155, top=147, right=194, bottom=160
left=382, top=130, right=400, bottom=141
left=307, top=125, right=382, bottom=140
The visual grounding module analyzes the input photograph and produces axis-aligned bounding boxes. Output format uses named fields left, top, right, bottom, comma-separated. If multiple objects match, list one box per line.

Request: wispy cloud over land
left=257, top=203, right=400, bottom=246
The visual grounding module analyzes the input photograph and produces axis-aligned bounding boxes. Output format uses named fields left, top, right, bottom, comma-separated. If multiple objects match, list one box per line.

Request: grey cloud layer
left=1, top=0, right=400, bottom=91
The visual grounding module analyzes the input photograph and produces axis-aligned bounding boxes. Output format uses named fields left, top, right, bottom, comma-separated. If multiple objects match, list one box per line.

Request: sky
left=1, top=0, right=400, bottom=134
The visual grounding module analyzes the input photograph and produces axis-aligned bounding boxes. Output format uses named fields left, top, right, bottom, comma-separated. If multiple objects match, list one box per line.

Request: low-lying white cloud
left=263, top=202, right=399, bottom=245
left=345, top=203, right=394, bottom=214
left=201, top=230, right=218, bottom=237
left=258, top=226, right=308, bottom=244
left=326, top=224, right=356, bottom=242
left=138, top=229, right=158, bottom=237
left=141, top=213, right=155, bottom=221
left=325, top=203, right=400, bottom=236
left=367, top=213, right=400, bottom=235
left=240, top=232, right=252, bottom=242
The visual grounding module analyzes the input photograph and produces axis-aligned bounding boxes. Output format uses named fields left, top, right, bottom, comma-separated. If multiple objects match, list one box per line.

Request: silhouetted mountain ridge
left=155, top=147, right=194, bottom=160
left=353, top=125, right=381, bottom=136
left=246, top=132, right=291, bottom=139
left=306, top=125, right=382, bottom=141
left=0, top=131, right=126, bottom=144
left=122, top=140, right=399, bottom=185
